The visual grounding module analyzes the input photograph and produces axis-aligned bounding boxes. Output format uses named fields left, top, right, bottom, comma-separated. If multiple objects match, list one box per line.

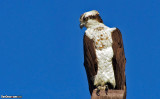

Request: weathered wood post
left=91, top=89, right=126, bottom=99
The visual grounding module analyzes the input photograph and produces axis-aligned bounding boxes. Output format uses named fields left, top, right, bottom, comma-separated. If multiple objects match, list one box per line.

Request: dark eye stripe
left=83, top=17, right=86, bottom=21
left=83, top=17, right=88, bottom=21
left=81, top=14, right=103, bottom=23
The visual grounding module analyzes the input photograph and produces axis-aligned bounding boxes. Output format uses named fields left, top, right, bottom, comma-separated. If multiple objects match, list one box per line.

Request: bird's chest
left=94, top=48, right=115, bottom=86
left=86, top=28, right=113, bottom=50
left=94, top=32, right=112, bottom=50
left=85, top=27, right=116, bottom=87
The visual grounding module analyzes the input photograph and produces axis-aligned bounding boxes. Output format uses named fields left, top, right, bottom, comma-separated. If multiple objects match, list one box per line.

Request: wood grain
left=91, top=89, right=125, bottom=99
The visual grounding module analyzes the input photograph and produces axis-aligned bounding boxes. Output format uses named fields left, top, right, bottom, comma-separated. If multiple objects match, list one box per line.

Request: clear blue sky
left=0, top=0, right=159, bottom=99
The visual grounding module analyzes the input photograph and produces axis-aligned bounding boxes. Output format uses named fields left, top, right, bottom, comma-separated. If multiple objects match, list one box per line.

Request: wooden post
left=91, top=89, right=125, bottom=99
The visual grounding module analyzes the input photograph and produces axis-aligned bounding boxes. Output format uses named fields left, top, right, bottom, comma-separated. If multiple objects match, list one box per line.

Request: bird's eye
left=83, top=17, right=86, bottom=21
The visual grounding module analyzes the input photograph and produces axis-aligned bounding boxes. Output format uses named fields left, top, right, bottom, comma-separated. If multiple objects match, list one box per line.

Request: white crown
left=84, top=10, right=99, bottom=17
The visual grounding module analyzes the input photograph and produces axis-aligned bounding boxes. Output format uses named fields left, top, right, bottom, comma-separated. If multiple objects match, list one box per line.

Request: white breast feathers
left=85, top=24, right=116, bottom=88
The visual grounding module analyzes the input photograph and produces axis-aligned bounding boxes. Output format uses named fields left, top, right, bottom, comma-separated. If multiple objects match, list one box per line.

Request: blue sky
left=0, top=0, right=159, bottom=99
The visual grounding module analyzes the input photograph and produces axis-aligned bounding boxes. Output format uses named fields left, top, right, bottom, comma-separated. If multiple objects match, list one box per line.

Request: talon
left=105, top=90, right=108, bottom=95
left=105, top=85, right=108, bottom=95
left=96, top=89, right=100, bottom=96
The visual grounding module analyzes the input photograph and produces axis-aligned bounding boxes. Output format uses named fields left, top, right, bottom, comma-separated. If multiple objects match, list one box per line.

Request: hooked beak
left=80, top=23, right=85, bottom=29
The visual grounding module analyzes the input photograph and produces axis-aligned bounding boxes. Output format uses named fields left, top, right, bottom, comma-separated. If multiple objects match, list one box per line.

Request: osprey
left=80, top=10, right=126, bottom=96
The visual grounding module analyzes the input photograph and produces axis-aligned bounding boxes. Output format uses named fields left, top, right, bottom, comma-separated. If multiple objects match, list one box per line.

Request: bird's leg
left=105, top=85, right=108, bottom=95
left=96, top=86, right=100, bottom=96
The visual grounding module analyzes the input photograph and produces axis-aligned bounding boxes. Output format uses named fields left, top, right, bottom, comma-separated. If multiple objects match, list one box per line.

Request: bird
left=79, top=10, right=126, bottom=96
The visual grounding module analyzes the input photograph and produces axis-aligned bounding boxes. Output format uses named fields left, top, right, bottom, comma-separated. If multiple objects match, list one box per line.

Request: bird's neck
left=86, top=20, right=104, bottom=29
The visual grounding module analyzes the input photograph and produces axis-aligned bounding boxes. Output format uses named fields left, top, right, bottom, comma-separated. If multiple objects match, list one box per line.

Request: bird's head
left=79, top=10, right=103, bottom=29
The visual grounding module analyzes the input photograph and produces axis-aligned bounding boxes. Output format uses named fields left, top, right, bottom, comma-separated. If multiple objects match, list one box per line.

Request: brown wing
left=83, top=34, right=98, bottom=95
left=111, top=28, right=127, bottom=97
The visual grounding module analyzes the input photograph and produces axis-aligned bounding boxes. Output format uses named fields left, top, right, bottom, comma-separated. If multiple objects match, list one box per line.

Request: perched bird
left=80, top=10, right=126, bottom=96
